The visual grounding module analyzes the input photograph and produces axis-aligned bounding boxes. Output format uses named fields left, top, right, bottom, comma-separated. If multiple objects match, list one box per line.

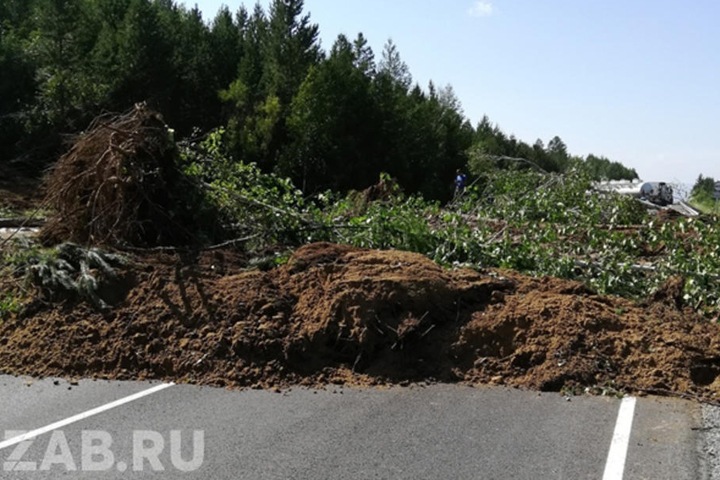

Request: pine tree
left=378, top=39, right=411, bottom=90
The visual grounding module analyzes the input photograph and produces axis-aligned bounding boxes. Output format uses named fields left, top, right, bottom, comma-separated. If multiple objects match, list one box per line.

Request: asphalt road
left=0, top=375, right=709, bottom=479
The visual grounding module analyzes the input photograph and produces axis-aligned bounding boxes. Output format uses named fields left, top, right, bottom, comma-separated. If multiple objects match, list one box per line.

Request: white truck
left=638, top=182, right=673, bottom=206
left=594, top=180, right=673, bottom=206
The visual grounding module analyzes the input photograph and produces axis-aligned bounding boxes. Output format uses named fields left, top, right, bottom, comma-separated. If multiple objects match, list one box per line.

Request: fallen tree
left=41, top=104, right=207, bottom=247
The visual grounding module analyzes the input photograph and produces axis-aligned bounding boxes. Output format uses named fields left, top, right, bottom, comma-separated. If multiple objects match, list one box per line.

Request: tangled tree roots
left=41, top=104, right=197, bottom=247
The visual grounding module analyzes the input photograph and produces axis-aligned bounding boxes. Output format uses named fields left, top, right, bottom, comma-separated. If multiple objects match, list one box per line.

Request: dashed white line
left=0, top=382, right=174, bottom=451
left=602, top=396, right=637, bottom=480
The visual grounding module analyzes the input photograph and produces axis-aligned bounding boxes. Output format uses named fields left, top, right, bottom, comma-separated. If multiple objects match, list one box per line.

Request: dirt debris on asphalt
left=1, top=242, right=720, bottom=400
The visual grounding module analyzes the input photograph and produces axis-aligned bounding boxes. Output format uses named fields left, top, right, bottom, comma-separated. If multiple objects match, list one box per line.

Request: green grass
left=689, top=198, right=720, bottom=215
left=0, top=292, right=22, bottom=319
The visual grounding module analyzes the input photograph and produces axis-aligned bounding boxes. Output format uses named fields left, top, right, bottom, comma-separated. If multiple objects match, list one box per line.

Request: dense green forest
left=0, top=0, right=638, bottom=200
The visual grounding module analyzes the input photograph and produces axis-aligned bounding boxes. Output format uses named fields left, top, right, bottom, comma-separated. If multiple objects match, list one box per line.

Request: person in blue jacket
left=454, top=169, right=467, bottom=198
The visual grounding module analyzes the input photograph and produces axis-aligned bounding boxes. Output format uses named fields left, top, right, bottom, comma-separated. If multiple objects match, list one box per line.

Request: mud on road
left=2, top=242, right=720, bottom=400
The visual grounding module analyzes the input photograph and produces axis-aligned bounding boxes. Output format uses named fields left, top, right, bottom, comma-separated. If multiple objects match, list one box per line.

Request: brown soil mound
left=2, top=242, right=720, bottom=400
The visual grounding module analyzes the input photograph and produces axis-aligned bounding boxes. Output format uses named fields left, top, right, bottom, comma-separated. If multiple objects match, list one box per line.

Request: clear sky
left=190, top=0, right=719, bottom=187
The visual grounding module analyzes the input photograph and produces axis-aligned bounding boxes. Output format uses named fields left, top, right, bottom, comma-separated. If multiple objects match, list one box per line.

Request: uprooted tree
left=41, top=104, right=214, bottom=247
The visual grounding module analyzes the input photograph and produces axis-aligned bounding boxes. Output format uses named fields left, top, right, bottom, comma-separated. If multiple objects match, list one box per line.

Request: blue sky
left=190, top=0, right=719, bottom=187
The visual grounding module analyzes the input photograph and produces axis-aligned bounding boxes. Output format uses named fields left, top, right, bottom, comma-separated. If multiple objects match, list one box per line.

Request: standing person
left=454, top=169, right=467, bottom=198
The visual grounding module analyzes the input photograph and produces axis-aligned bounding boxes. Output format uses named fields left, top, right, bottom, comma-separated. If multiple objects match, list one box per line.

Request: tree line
left=0, top=0, right=638, bottom=200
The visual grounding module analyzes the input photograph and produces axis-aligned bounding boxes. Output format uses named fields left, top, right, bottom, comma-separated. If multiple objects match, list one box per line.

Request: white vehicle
left=593, top=180, right=673, bottom=206
left=639, top=182, right=673, bottom=206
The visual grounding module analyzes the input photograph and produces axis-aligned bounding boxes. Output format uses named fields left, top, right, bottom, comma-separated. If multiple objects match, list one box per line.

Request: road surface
left=0, top=375, right=711, bottom=479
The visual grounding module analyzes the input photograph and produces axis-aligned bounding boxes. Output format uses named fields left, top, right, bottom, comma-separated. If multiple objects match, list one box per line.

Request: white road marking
left=602, top=396, right=637, bottom=480
left=0, top=382, right=174, bottom=451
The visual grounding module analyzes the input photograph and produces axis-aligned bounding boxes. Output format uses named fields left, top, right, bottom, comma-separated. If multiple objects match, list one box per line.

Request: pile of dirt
left=2, top=242, right=720, bottom=400
left=40, top=104, right=200, bottom=247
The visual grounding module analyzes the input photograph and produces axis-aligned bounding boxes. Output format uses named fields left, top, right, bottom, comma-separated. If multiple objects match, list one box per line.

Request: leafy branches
left=180, top=128, right=316, bottom=248
left=178, top=134, right=720, bottom=317
left=323, top=168, right=720, bottom=316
